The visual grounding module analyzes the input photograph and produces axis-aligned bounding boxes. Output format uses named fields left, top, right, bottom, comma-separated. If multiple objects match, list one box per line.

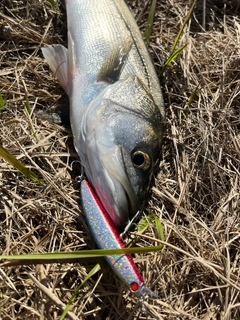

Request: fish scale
left=65, top=0, right=163, bottom=132
left=42, top=0, right=165, bottom=244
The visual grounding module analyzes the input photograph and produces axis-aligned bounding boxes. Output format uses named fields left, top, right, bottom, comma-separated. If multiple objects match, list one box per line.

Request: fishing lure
left=80, top=178, right=157, bottom=302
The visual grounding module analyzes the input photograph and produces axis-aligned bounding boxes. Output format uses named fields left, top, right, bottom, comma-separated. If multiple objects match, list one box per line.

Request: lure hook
left=120, top=210, right=142, bottom=243
left=70, top=160, right=84, bottom=183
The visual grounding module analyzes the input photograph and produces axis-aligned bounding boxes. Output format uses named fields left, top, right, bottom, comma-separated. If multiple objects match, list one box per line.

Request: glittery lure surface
left=80, top=179, right=143, bottom=292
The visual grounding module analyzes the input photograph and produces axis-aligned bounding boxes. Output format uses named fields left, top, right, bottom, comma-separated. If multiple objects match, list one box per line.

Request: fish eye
left=131, top=150, right=151, bottom=170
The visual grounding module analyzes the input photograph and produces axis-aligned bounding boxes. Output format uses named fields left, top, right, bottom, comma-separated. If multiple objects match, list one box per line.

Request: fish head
left=79, top=75, right=164, bottom=230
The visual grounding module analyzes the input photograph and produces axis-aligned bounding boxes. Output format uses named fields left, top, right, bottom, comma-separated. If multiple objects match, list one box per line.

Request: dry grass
left=0, top=0, right=239, bottom=319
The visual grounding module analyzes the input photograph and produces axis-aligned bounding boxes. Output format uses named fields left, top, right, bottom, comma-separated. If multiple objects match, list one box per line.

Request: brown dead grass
left=0, top=0, right=240, bottom=319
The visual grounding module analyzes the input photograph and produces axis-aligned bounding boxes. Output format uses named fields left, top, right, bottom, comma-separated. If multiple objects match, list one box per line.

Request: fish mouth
left=99, top=147, right=137, bottom=230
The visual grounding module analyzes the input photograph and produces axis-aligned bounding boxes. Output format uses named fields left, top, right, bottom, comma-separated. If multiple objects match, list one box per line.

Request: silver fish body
left=42, top=0, right=165, bottom=230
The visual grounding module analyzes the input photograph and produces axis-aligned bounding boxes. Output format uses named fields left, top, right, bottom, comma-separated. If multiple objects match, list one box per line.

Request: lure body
left=80, top=179, right=156, bottom=299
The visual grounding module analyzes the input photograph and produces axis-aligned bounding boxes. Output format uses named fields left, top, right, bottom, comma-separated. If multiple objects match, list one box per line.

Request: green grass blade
left=144, top=0, right=157, bottom=46
left=137, top=214, right=154, bottom=233
left=0, top=145, right=44, bottom=185
left=0, top=93, right=5, bottom=110
left=169, top=0, right=196, bottom=58
left=0, top=246, right=163, bottom=261
left=187, top=85, right=199, bottom=108
left=137, top=214, right=164, bottom=243
left=25, top=98, right=32, bottom=115
left=48, top=0, right=56, bottom=9
left=60, top=263, right=102, bottom=320
left=154, top=216, right=164, bottom=241
left=180, top=85, right=199, bottom=123
left=161, top=0, right=196, bottom=75
left=164, top=44, right=187, bottom=67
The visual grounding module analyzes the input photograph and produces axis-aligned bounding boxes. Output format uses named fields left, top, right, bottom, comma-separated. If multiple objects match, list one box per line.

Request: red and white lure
left=80, top=178, right=157, bottom=302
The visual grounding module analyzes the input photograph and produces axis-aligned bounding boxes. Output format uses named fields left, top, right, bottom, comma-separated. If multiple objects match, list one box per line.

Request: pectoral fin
left=41, top=32, right=76, bottom=95
left=97, top=38, right=133, bottom=83
left=42, top=45, right=70, bottom=93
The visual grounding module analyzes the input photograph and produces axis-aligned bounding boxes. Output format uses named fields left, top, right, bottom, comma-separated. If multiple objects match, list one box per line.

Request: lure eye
left=130, top=282, right=139, bottom=292
left=131, top=150, right=151, bottom=170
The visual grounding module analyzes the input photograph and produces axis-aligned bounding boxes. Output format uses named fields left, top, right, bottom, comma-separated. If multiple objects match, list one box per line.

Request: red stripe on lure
left=80, top=179, right=158, bottom=301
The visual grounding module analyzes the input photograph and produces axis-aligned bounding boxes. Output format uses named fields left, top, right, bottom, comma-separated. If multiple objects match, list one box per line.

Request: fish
left=80, top=178, right=158, bottom=301
left=42, top=0, right=165, bottom=230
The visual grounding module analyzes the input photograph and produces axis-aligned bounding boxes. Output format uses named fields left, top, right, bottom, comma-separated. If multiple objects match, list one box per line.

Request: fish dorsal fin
left=97, top=38, right=133, bottom=83
left=41, top=32, right=76, bottom=95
